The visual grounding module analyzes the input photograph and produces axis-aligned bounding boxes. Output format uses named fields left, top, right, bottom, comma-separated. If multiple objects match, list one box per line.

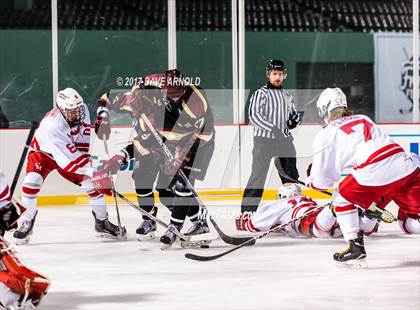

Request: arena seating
left=0, top=0, right=414, bottom=32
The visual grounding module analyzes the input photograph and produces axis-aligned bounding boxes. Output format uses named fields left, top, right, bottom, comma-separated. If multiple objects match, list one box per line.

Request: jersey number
left=339, top=119, right=373, bottom=142
left=66, top=144, right=77, bottom=154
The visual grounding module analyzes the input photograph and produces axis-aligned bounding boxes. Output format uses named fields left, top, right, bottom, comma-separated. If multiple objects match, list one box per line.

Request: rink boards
left=0, top=123, right=418, bottom=205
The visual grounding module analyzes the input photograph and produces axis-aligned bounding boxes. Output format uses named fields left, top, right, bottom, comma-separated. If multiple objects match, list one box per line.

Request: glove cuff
left=97, top=106, right=110, bottom=117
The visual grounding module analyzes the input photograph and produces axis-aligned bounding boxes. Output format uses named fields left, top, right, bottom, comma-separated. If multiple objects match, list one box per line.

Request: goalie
left=0, top=169, right=49, bottom=309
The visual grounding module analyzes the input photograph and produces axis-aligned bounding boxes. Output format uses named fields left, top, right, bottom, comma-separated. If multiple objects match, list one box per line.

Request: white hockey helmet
left=278, top=183, right=302, bottom=199
left=56, top=88, right=85, bottom=126
left=316, top=87, right=347, bottom=124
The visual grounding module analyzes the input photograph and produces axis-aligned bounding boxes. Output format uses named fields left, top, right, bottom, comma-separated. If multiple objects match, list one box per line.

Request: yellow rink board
left=29, top=189, right=332, bottom=207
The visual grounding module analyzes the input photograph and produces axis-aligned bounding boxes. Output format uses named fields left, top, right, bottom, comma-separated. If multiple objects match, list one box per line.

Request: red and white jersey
left=247, top=196, right=318, bottom=235
left=30, top=104, right=93, bottom=177
left=306, top=114, right=417, bottom=189
left=0, top=169, right=11, bottom=208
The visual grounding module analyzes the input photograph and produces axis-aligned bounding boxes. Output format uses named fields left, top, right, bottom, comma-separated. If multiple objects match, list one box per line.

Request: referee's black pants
left=241, top=136, right=299, bottom=213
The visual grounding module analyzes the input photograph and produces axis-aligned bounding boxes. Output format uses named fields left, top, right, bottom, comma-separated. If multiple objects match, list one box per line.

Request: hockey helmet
left=278, top=183, right=302, bottom=199
left=266, top=59, right=287, bottom=78
left=56, top=88, right=85, bottom=126
left=162, top=69, right=185, bottom=99
left=316, top=87, right=347, bottom=124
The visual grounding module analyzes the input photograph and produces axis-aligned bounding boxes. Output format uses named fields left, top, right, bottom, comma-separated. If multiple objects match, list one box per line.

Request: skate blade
left=180, top=239, right=212, bottom=248
left=160, top=243, right=172, bottom=251
left=95, top=232, right=119, bottom=240
left=334, top=258, right=368, bottom=269
left=117, top=233, right=128, bottom=241
left=136, top=232, right=156, bottom=241
left=14, top=237, right=31, bottom=245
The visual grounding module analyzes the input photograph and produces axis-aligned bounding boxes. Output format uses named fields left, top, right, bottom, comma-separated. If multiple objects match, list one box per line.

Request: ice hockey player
left=235, top=183, right=379, bottom=238
left=13, top=88, right=126, bottom=244
left=0, top=169, right=49, bottom=309
left=93, top=69, right=215, bottom=249
left=306, top=87, right=420, bottom=266
left=0, top=237, right=50, bottom=309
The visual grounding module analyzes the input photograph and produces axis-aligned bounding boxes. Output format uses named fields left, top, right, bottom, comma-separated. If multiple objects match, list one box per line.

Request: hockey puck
left=200, top=244, right=210, bottom=248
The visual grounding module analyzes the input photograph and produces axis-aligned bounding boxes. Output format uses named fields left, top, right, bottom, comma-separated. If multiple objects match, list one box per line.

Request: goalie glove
left=0, top=202, right=20, bottom=235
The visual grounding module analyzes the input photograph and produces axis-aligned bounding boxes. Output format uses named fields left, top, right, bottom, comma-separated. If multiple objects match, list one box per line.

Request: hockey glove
left=287, top=111, right=301, bottom=129
left=102, top=154, right=127, bottom=175
left=95, top=106, right=111, bottom=140
left=164, top=146, right=189, bottom=175
left=235, top=212, right=252, bottom=231
left=91, top=170, right=113, bottom=196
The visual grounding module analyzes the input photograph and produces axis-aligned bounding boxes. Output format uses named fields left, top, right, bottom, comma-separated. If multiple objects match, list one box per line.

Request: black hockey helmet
left=162, top=69, right=185, bottom=99
left=266, top=59, right=287, bottom=78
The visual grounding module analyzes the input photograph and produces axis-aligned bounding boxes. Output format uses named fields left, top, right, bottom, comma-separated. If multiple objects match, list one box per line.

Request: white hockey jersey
left=247, top=196, right=318, bottom=235
left=0, top=168, right=11, bottom=208
left=306, top=114, right=417, bottom=189
left=30, top=104, right=93, bottom=177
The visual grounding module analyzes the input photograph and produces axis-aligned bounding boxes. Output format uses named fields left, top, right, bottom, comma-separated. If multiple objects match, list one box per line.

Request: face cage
left=164, top=86, right=186, bottom=100
left=61, top=105, right=85, bottom=126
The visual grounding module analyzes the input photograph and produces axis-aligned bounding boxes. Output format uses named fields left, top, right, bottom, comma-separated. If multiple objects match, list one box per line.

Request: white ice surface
left=6, top=200, right=420, bottom=310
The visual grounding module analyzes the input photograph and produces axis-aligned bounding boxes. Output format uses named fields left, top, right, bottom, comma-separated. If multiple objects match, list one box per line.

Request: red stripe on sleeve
left=0, top=186, right=10, bottom=201
left=64, top=154, right=90, bottom=172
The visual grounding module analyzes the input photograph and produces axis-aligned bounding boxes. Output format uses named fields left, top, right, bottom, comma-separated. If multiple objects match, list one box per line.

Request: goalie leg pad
left=0, top=282, right=20, bottom=309
left=0, top=239, right=49, bottom=307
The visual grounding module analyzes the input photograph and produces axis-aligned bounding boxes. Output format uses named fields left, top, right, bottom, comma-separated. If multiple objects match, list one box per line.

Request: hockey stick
left=102, top=136, right=126, bottom=240
left=276, top=169, right=396, bottom=223
left=140, top=113, right=255, bottom=246
left=185, top=203, right=328, bottom=261
left=9, top=121, right=39, bottom=196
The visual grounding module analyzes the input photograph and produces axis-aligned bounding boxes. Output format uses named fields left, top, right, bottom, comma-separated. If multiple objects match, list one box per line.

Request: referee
left=241, top=59, right=301, bottom=213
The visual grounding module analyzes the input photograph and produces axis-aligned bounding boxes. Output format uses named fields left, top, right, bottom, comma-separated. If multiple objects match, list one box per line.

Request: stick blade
left=209, top=218, right=256, bottom=246
left=184, top=252, right=224, bottom=262
left=221, top=235, right=256, bottom=246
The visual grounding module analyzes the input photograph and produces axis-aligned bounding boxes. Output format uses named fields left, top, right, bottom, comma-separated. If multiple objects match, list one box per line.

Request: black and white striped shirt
left=248, top=85, right=298, bottom=139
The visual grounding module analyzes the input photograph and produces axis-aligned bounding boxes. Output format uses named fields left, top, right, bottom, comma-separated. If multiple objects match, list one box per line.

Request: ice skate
left=184, top=219, right=210, bottom=236
left=136, top=219, right=157, bottom=241
left=13, top=211, right=38, bottom=245
left=181, top=220, right=212, bottom=248
left=333, top=231, right=367, bottom=268
left=93, top=212, right=127, bottom=240
left=330, top=223, right=343, bottom=238
left=160, top=224, right=179, bottom=250
left=364, top=204, right=396, bottom=223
